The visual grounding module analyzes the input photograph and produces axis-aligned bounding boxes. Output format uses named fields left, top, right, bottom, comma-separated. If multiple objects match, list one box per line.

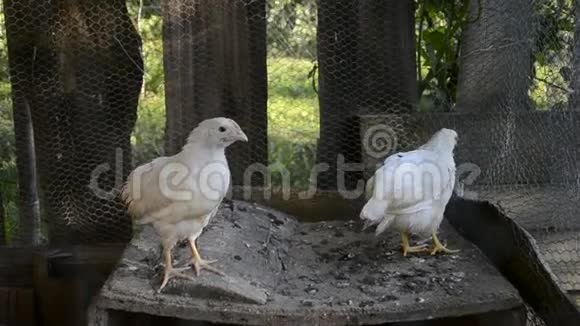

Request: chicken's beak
left=235, top=129, right=248, bottom=142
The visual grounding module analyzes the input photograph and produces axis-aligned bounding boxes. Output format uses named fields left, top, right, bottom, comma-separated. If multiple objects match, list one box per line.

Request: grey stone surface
left=90, top=200, right=522, bottom=325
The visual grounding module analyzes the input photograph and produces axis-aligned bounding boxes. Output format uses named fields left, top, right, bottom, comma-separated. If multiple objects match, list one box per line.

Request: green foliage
left=128, top=1, right=166, bottom=165
left=0, top=102, right=17, bottom=241
left=0, top=158, right=17, bottom=243
left=131, top=94, right=165, bottom=164
left=267, top=57, right=319, bottom=140
left=268, top=135, right=316, bottom=189
left=416, top=0, right=471, bottom=111
left=533, top=0, right=574, bottom=64
left=530, top=0, right=574, bottom=110
left=268, top=57, right=319, bottom=189
left=0, top=3, right=18, bottom=242
left=267, top=0, right=317, bottom=58
left=0, top=5, right=7, bottom=84
left=416, top=0, right=575, bottom=111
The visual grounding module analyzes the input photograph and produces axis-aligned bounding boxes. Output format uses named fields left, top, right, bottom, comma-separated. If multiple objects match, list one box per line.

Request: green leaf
left=424, top=42, right=439, bottom=73
left=423, top=29, right=447, bottom=54
left=536, top=52, right=546, bottom=66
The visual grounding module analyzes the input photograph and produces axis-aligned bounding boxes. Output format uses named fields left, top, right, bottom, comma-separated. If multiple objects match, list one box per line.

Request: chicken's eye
left=218, top=126, right=226, bottom=132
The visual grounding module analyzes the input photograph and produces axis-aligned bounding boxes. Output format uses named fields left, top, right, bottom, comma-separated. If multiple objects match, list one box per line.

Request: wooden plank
left=34, top=244, right=126, bottom=326
left=0, top=245, right=125, bottom=285
left=0, top=245, right=125, bottom=326
left=0, top=248, right=35, bottom=287
left=230, top=187, right=362, bottom=222
left=161, top=0, right=268, bottom=186
left=0, top=248, right=36, bottom=325
left=0, top=287, right=36, bottom=325
left=43, top=244, right=125, bottom=279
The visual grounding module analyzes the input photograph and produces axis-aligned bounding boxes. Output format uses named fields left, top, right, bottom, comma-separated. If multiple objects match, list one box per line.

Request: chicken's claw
left=157, top=266, right=195, bottom=293
left=191, top=258, right=224, bottom=277
left=400, top=231, right=429, bottom=257
left=430, top=232, right=460, bottom=256
left=189, top=239, right=225, bottom=277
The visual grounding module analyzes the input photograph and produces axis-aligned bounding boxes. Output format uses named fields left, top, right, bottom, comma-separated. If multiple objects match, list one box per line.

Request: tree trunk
left=0, top=190, right=5, bottom=245
left=3, top=0, right=143, bottom=244
left=569, top=0, right=580, bottom=110
left=569, top=1, right=580, bottom=185
left=162, top=0, right=268, bottom=186
left=456, top=0, right=533, bottom=113
left=316, top=0, right=416, bottom=190
left=454, top=0, right=550, bottom=185
left=11, top=98, right=41, bottom=245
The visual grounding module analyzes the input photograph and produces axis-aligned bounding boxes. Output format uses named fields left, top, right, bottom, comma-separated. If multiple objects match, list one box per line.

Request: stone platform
left=88, top=200, right=523, bottom=325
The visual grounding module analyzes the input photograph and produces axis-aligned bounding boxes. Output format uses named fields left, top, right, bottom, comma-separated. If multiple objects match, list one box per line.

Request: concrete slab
left=89, top=200, right=522, bottom=325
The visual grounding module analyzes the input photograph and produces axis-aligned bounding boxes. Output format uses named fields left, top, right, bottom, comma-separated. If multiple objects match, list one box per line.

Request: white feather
left=121, top=117, right=247, bottom=249
left=360, top=128, right=457, bottom=238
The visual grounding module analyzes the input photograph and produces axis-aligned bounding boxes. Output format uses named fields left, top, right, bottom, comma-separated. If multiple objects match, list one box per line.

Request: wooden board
left=0, top=287, right=35, bottom=325
left=0, top=244, right=125, bottom=326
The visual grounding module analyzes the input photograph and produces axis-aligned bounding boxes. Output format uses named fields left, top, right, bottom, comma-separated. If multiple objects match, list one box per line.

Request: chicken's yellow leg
left=189, top=239, right=224, bottom=277
left=401, top=232, right=428, bottom=257
left=430, top=232, right=460, bottom=255
left=158, top=246, right=194, bottom=293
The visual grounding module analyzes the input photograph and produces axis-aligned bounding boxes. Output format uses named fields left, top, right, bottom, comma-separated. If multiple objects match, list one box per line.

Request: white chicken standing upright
left=121, top=117, right=248, bottom=292
left=360, top=128, right=459, bottom=256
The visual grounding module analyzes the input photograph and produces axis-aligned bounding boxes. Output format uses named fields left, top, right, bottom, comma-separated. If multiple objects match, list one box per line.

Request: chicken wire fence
left=0, top=0, right=579, bottom=323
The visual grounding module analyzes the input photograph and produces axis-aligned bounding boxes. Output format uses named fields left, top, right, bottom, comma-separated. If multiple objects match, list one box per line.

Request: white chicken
left=360, top=128, right=459, bottom=256
left=121, top=117, right=248, bottom=292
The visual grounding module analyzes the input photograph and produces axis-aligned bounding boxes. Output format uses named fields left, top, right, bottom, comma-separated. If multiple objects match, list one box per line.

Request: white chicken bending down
left=121, top=117, right=248, bottom=292
left=360, top=128, right=459, bottom=257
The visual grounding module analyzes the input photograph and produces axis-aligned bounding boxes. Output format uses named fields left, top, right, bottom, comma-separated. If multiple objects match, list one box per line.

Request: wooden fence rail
left=0, top=244, right=125, bottom=326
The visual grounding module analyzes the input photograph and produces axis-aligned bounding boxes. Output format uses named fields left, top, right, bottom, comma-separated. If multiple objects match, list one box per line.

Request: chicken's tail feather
left=375, top=214, right=395, bottom=236
left=360, top=198, right=387, bottom=226
left=120, top=174, right=141, bottom=219
left=361, top=197, right=395, bottom=236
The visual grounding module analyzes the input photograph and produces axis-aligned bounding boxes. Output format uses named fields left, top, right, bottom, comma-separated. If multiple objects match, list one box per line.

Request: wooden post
left=162, top=0, right=268, bottom=186
left=316, top=0, right=417, bottom=190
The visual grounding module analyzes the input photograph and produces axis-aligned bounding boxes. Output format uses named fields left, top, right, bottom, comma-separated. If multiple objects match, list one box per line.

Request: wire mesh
left=2, top=0, right=142, bottom=244
left=0, top=0, right=578, bottom=324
